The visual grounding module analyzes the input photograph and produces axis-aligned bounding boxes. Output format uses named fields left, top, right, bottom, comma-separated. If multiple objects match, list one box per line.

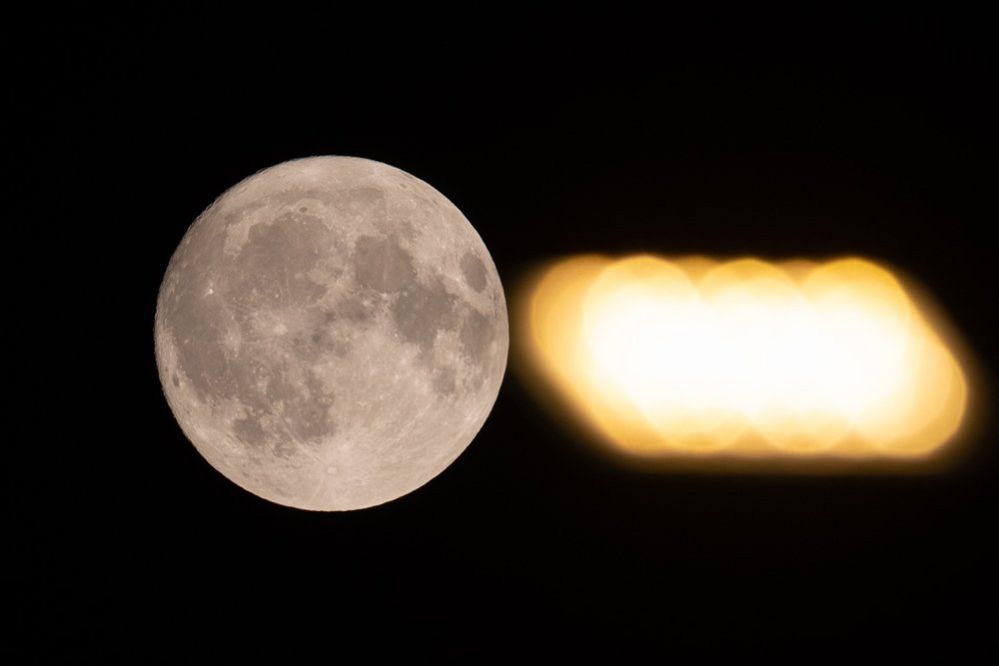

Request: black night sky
left=10, top=8, right=997, bottom=662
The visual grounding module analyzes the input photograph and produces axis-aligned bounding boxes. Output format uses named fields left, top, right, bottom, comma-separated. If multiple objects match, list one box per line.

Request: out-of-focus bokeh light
left=517, top=255, right=971, bottom=466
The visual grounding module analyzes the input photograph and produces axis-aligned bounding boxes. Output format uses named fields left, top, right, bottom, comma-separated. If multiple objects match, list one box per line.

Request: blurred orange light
left=519, top=255, right=969, bottom=462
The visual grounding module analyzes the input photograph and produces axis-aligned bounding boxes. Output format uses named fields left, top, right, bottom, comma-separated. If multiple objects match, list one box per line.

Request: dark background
left=9, top=8, right=997, bottom=661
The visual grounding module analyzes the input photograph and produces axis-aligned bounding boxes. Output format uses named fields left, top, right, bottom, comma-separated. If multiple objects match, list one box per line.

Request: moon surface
left=154, top=156, right=508, bottom=511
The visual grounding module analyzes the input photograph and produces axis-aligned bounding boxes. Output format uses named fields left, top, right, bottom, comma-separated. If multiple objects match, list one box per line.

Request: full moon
left=154, top=156, right=508, bottom=511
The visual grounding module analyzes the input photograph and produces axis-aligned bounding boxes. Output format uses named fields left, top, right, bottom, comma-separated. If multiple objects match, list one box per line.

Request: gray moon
left=154, top=156, right=508, bottom=511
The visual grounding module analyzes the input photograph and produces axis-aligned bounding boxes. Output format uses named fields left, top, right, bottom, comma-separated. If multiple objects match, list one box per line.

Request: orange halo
left=518, top=255, right=969, bottom=463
